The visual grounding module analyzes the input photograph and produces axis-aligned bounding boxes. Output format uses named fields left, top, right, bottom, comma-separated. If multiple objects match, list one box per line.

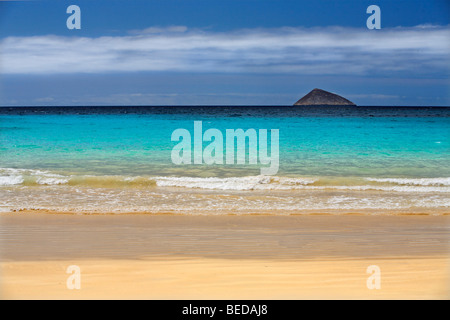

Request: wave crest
left=154, top=176, right=317, bottom=190
left=365, top=177, right=450, bottom=186
left=1, top=168, right=449, bottom=193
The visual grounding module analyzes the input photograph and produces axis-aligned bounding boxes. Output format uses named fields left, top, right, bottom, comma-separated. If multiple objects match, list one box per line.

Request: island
left=294, top=88, right=356, bottom=106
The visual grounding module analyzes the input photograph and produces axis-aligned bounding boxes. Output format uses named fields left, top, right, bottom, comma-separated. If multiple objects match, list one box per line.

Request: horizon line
left=1, top=105, right=450, bottom=108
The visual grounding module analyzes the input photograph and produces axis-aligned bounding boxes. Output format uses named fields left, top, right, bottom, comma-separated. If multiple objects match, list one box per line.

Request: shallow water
left=0, top=106, right=449, bottom=214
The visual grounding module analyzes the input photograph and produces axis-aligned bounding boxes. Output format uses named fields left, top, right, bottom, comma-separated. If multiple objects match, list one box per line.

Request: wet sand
left=1, top=212, right=449, bottom=299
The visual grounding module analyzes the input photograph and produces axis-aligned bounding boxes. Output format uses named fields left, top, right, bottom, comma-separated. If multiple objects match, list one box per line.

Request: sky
left=0, top=0, right=449, bottom=106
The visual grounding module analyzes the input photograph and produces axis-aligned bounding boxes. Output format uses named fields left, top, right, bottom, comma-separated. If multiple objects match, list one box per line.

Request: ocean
left=0, top=106, right=449, bottom=214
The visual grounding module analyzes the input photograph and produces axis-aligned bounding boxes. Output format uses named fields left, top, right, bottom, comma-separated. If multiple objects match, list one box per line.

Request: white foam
left=36, top=176, right=70, bottom=185
left=1, top=183, right=449, bottom=213
left=0, top=175, right=24, bottom=186
left=0, top=168, right=70, bottom=186
left=328, top=185, right=450, bottom=193
left=155, top=176, right=317, bottom=190
left=365, top=177, right=450, bottom=186
left=1, top=167, right=449, bottom=194
left=154, top=176, right=449, bottom=192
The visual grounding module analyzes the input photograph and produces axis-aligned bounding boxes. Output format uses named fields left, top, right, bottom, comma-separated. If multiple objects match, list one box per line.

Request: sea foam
left=0, top=175, right=24, bottom=186
left=1, top=167, right=450, bottom=193
left=365, top=177, right=450, bottom=186
left=154, top=176, right=317, bottom=190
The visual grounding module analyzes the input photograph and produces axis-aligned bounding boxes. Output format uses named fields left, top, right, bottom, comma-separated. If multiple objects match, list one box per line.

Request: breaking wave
left=365, top=177, right=450, bottom=186
left=1, top=168, right=450, bottom=193
left=154, top=176, right=317, bottom=190
left=1, top=168, right=449, bottom=214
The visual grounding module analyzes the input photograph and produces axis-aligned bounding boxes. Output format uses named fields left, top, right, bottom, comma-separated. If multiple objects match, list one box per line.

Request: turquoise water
left=1, top=111, right=448, bottom=177
left=0, top=106, right=449, bottom=214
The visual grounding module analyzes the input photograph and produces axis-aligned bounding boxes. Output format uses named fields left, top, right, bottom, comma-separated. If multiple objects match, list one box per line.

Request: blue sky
left=0, top=0, right=449, bottom=106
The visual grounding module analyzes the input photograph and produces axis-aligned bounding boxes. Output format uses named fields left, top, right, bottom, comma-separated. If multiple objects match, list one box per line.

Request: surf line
left=171, top=121, right=279, bottom=175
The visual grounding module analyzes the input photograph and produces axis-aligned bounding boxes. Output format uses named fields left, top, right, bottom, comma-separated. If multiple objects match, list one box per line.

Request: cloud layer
left=1, top=25, right=449, bottom=76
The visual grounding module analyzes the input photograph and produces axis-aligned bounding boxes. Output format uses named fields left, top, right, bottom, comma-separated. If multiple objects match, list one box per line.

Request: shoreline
left=1, top=212, right=449, bottom=299
left=4, top=208, right=450, bottom=216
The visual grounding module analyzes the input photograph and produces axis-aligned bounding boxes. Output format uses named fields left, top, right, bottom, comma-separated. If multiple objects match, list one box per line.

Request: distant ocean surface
left=1, top=106, right=449, bottom=214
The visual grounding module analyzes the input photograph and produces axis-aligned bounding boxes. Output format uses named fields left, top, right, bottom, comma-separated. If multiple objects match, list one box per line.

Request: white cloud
left=1, top=25, right=449, bottom=75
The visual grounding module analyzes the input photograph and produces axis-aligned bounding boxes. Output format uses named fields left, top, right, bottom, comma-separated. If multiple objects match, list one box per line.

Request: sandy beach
left=1, top=212, right=449, bottom=299
left=1, top=0, right=449, bottom=304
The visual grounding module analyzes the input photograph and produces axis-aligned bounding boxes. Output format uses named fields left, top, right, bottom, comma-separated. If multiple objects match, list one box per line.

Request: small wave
left=36, top=177, right=70, bottom=185
left=153, top=176, right=450, bottom=192
left=1, top=168, right=449, bottom=193
left=154, top=176, right=317, bottom=190
left=0, top=168, right=70, bottom=186
left=68, top=175, right=156, bottom=188
left=317, top=185, right=450, bottom=193
left=0, top=175, right=24, bottom=186
left=0, top=168, right=158, bottom=188
left=34, top=172, right=70, bottom=185
left=365, top=177, right=450, bottom=186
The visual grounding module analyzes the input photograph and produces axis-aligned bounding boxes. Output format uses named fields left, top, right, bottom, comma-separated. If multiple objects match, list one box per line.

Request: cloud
left=1, top=25, right=449, bottom=76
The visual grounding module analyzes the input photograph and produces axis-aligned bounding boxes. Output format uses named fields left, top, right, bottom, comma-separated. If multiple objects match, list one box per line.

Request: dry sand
left=1, top=212, right=449, bottom=299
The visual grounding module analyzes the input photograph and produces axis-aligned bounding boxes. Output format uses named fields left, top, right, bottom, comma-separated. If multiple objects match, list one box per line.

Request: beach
left=0, top=106, right=449, bottom=299
left=0, top=0, right=449, bottom=303
left=1, top=212, right=449, bottom=299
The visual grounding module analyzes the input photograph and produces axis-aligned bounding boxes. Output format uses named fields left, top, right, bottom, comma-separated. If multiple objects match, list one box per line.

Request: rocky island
left=294, top=88, right=356, bottom=106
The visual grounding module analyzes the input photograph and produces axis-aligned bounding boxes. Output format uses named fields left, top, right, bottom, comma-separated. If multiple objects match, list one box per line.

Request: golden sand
left=1, top=212, right=449, bottom=299
left=2, top=257, right=449, bottom=300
